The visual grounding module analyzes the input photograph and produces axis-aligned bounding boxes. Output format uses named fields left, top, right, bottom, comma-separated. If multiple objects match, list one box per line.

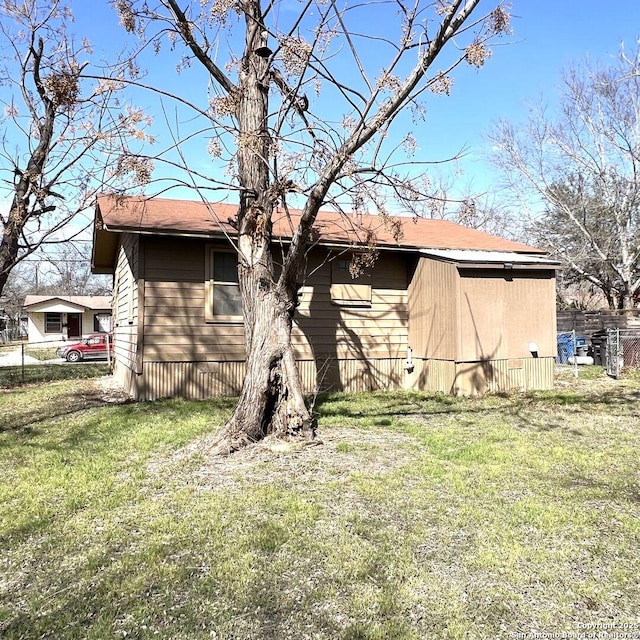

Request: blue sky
left=373, top=0, right=638, bottom=199
left=66, top=0, right=640, bottom=200
left=59, top=1, right=640, bottom=203
left=444, top=0, right=640, bottom=194
left=8, top=0, right=637, bottom=285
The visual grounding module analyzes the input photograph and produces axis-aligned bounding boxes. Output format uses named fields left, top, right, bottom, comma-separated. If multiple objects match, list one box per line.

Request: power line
left=19, top=259, right=93, bottom=263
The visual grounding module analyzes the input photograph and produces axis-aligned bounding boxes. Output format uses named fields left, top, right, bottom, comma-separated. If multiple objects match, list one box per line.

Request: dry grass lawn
left=1, top=366, right=639, bottom=639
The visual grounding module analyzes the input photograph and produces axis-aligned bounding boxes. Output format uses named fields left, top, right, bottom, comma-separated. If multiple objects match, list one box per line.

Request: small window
left=206, top=248, right=243, bottom=321
left=335, top=258, right=350, bottom=276
left=330, top=255, right=372, bottom=307
left=44, top=312, right=62, bottom=333
left=213, top=251, right=238, bottom=282
left=94, top=313, right=112, bottom=333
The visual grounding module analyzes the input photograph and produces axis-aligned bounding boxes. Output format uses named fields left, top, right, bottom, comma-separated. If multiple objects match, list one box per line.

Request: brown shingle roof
left=95, top=194, right=543, bottom=254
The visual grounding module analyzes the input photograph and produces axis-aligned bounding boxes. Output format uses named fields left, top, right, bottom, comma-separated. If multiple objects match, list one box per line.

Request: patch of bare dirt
left=92, top=375, right=131, bottom=404
left=147, top=427, right=420, bottom=492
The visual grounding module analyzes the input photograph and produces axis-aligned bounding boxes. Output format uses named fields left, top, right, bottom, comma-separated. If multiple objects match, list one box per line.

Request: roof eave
left=419, top=249, right=558, bottom=269
left=24, top=300, right=86, bottom=313
left=97, top=222, right=420, bottom=253
left=456, top=262, right=559, bottom=270
left=91, top=204, right=119, bottom=274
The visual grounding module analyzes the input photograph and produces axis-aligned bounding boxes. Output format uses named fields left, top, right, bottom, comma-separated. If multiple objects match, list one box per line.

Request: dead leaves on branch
left=43, top=65, right=81, bottom=107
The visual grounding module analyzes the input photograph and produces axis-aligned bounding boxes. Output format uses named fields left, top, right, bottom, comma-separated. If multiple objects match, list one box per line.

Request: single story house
left=23, top=295, right=112, bottom=344
left=92, top=195, right=559, bottom=400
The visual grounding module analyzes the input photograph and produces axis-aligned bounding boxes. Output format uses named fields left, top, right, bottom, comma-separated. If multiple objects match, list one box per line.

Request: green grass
left=1, top=373, right=640, bottom=639
left=23, top=345, right=59, bottom=361
left=0, top=363, right=109, bottom=388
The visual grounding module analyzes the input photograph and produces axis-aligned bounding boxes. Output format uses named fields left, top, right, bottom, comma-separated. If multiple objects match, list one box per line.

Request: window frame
left=330, top=255, right=372, bottom=308
left=93, top=313, right=112, bottom=333
left=205, top=246, right=243, bottom=323
left=44, top=312, right=63, bottom=334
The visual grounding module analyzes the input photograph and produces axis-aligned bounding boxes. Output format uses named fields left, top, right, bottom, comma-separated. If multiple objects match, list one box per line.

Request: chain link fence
left=0, top=337, right=112, bottom=385
left=556, top=328, right=640, bottom=379
left=556, top=330, right=579, bottom=378
left=605, top=328, right=640, bottom=378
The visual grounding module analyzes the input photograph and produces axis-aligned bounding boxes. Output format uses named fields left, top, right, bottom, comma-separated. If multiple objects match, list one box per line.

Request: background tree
left=0, top=0, right=153, bottom=298
left=491, top=46, right=640, bottom=310
left=533, top=175, right=640, bottom=309
left=411, top=170, right=515, bottom=236
left=116, top=0, right=512, bottom=452
left=0, top=266, right=28, bottom=339
left=30, top=243, right=112, bottom=296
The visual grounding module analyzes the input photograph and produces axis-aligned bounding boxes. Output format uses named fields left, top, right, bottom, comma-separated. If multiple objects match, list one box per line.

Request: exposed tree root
left=207, top=421, right=317, bottom=457
left=206, top=355, right=316, bottom=457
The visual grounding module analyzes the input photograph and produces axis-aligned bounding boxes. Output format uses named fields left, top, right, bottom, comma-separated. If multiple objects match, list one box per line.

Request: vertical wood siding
left=133, top=358, right=408, bottom=400
left=129, top=355, right=553, bottom=400
left=141, top=361, right=246, bottom=400
left=407, top=257, right=458, bottom=360
left=407, top=358, right=457, bottom=393
left=458, top=269, right=556, bottom=361
left=312, top=357, right=407, bottom=394
left=452, top=357, right=555, bottom=395
left=407, top=356, right=554, bottom=395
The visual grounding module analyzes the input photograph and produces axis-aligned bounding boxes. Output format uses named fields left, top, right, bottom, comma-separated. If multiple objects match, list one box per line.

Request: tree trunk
left=0, top=41, right=56, bottom=298
left=0, top=187, right=30, bottom=297
left=210, top=284, right=314, bottom=455
left=619, top=288, right=633, bottom=310
left=0, top=212, right=20, bottom=296
left=207, top=0, right=313, bottom=455
left=603, top=287, right=616, bottom=310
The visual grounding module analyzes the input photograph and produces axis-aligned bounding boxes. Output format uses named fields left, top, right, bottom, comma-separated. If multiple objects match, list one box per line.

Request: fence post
left=572, top=329, right=578, bottom=378
left=21, top=342, right=25, bottom=383
left=606, top=328, right=622, bottom=379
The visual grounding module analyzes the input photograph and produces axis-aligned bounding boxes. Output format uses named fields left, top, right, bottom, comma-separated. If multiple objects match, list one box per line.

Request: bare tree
left=0, top=0, right=153, bottom=297
left=532, top=175, right=639, bottom=309
left=34, top=242, right=112, bottom=296
left=491, top=46, right=640, bottom=310
left=0, top=264, right=29, bottom=337
left=115, top=0, right=512, bottom=452
left=413, top=170, right=516, bottom=236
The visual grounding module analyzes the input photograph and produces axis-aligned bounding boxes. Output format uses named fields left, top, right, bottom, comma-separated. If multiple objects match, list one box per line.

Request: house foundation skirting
left=409, top=357, right=555, bottom=395
left=114, top=355, right=555, bottom=401
left=114, top=357, right=408, bottom=401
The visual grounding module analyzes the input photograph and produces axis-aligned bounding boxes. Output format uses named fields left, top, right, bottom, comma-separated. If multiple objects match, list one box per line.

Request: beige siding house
left=92, top=195, right=558, bottom=400
left=23, top=295, right=112, bottom=345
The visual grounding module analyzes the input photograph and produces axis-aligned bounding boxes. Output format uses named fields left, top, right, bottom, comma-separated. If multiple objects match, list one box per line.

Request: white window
left=44, top=312, right=62, bottom=333
left=205, top=248, right=243, bottom=321
left=94, top=313, right=112, bottom=333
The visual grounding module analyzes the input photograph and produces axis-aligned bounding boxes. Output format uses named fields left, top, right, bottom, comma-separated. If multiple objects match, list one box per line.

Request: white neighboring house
left=23, top=295, right=112, bottom=345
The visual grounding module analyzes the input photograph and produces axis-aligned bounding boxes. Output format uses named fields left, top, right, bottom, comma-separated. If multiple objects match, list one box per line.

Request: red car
left=56, top=333, right=113, bottom=363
